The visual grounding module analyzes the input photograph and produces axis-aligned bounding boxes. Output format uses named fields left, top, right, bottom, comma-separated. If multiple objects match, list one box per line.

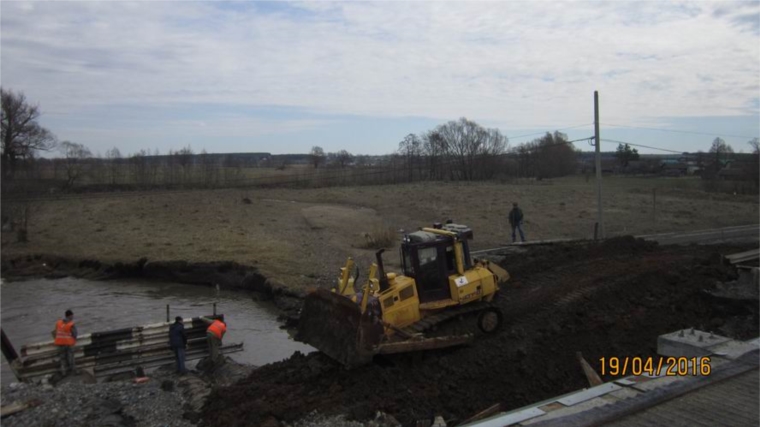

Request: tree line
left=2, top=86, right=584, bottom=194
left=6, top=87, right=756, bottom=195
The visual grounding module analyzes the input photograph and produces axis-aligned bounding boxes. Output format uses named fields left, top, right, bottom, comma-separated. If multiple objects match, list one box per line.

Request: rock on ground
left=1, top=357, right=257, bottom=427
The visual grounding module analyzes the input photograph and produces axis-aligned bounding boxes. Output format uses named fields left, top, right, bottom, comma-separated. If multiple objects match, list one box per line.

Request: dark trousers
left=173, top=347, right=187, bottom=373
left=207, top=334, right=222, bottom=363
left=511, top=223, right=526, bottom=242
left=58, top=346, right=75, bottom=375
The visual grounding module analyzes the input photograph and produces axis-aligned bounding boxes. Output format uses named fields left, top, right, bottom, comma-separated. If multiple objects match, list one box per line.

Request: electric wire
left=600, top=123, right=757, bottom=140
left=600, top=138, right=685, bottom=154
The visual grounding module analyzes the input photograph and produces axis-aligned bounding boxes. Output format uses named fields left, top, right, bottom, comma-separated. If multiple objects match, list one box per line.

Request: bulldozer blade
left=377, top=334, right=474, bottom=355
left=295, top=288, right=384, bottom=368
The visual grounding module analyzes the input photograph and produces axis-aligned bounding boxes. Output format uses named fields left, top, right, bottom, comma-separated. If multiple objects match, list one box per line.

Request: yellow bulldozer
left=296, top=222, right=509, bottom=367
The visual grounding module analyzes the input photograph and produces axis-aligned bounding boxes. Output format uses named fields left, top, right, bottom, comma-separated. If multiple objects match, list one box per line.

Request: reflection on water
left=0, top=277, right=313, bottom=384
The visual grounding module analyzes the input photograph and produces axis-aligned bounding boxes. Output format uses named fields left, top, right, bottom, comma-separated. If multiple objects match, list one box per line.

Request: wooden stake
left=577, top=351, right=603, bottom=387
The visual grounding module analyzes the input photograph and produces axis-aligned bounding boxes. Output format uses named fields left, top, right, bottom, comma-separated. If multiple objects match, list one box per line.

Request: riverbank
left=0, top=255, right=305, bottom=323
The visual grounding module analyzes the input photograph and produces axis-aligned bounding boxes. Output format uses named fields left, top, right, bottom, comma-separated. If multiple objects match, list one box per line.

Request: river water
left=0, top=277, right=314, bottom=385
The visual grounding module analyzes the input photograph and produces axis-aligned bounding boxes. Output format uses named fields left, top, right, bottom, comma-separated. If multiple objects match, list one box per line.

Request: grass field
left=2, top=176, right=757, bottom=290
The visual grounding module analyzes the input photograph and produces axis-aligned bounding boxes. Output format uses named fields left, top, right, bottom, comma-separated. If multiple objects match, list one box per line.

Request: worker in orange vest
left=51, top=309, right=78, bottom=376
left=201, top=317, right=226, bottom=364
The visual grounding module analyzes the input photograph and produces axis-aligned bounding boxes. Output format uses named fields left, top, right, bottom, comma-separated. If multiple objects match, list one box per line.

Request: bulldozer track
left=401, top=301, right=495, bottom=335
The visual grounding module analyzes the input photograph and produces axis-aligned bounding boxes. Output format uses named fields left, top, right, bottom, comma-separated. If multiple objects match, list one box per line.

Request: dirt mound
left=201, top=242, right=758, bottom=427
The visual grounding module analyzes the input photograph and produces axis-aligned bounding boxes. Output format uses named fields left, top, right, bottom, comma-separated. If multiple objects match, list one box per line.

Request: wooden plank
left=459, top=403, right=501, bottom=425
left=1, top=399, right=42, bottom=418
left=725, top=249, right=760, bottom=265
left=12, top=314, right=239, bottom=381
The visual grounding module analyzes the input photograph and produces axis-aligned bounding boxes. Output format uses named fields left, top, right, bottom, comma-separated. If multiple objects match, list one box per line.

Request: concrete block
left=657, top=329, right=731, bottom=358
left=709, top=339, right=760, bottom=360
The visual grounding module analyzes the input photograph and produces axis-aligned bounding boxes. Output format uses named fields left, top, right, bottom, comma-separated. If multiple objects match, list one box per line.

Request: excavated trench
left=200, top=237, right=759, bottom=427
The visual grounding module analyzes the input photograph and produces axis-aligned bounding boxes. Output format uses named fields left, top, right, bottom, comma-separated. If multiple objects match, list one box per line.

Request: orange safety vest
left=207, top=320, right=226, bottom=340
left=54, top=319, right=76, bottom=346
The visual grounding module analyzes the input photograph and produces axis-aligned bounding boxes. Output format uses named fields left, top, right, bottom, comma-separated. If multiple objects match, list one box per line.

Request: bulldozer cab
left=401, top=224, right=473, bottom=303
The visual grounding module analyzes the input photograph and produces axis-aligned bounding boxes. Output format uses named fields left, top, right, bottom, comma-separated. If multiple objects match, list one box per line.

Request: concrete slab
left=608, top=388, right=641, bottom=400
left=658, top=329, right=731, bottom=358
left=557, top=383, right=621, bottom=406
left=709, top=339, right=760, bottom=360
left=613, top=378, right=637, bottom=387
left=521, top=395, right=617, bottom=425
left=631, top=375, right=690, bottom=392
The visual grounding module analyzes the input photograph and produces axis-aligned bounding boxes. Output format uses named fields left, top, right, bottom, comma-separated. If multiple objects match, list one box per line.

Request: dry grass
left=2, top=176, right=757, bottom=290
left=358, top=223, right=397, bottom=250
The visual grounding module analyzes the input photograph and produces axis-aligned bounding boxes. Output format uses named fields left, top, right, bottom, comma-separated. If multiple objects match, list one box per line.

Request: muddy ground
left=200, top=238, right=758, bottom=427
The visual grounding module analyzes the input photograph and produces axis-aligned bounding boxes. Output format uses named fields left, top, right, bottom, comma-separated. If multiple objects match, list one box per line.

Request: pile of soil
left=201, top=238, right=758, bottom=427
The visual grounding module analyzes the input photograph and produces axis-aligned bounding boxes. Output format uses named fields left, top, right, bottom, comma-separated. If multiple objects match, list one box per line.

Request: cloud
left=1, top=1, right=758, bottom=152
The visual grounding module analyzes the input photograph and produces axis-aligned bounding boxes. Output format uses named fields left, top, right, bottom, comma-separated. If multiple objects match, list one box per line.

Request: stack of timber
left=4, top=315, right=243, bottom=382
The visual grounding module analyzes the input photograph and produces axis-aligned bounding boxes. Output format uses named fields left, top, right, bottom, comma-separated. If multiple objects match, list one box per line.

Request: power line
left=601, top=123, right=756, bottom=140
left=567, top=136, right=595, bottom=144
left=600, top=138, right=684, bottom=154
left=507, top=123, right=593, bottom=142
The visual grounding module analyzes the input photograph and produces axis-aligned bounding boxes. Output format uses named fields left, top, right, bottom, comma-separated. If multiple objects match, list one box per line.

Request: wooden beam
left=459, top=403, right=501, bottom=425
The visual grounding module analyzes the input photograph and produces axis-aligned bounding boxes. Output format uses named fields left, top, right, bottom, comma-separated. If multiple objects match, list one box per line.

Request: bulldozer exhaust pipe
left=376, top=249, right=390, bottom=292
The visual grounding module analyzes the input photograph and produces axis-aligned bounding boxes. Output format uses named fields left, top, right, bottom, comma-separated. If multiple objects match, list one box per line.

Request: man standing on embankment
left=52, top=309, right=77, bottom=376
left=509, top=202, right=526, bottom=243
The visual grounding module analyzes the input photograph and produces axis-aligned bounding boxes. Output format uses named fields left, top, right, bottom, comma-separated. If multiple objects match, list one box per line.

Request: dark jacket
left=169, top=322, right=187, bottom=349
left=509, top=207, right=524, bottom=226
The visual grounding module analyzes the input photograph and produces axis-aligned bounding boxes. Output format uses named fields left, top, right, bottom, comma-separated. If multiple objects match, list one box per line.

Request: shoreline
left=0, top=254, right=306, bottom=324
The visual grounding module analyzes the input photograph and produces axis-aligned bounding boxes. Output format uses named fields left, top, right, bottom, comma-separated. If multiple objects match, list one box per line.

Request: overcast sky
left=1, top=1, right=758, bottom=156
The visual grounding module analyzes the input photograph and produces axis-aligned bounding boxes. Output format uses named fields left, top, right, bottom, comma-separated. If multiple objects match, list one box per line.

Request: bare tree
left=150, top=148, right=161, bottom=185
left=130, top=149, right=152, bottom=187
left=176, top=145, right=194, bottom=183
left=1, top=88, right=57, bottom=180
left=433, top=118, right=508, bottom=180
left=105, top=147, right=122, bottom=185
left=512, top=131, right=576, bottom=179
left=222, top=154, right=242, bottom=186
left=200, top=149, right=216, bottom=187
left=9, top=203, right=35, bottom=242
left=335, top=149, right=353, bottom=168
left=310, top=146, right=325, bottom=168
left=748, top=137, right=759, bottom=154
left=423, top=130, right=447, bottom=180
left=354, top=154, right=369, bottom=167
left=709, top=137, right=733, bottom=164
left=59, top=141, right=92, bottom=188
left=398, top=134, right=422, bottom=182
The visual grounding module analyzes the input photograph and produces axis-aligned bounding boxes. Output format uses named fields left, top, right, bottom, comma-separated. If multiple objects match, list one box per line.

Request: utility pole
left=594, top=91, right=604, bottom=239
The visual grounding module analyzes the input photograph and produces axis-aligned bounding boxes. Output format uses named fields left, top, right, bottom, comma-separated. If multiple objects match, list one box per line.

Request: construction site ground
left=201, top=238, right=759, bottom=427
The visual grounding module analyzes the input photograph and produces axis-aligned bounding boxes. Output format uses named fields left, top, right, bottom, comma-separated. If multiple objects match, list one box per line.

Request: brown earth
left=200, top=238, right=758, bottom=427
left=3, top=177, right=757, bottom=292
